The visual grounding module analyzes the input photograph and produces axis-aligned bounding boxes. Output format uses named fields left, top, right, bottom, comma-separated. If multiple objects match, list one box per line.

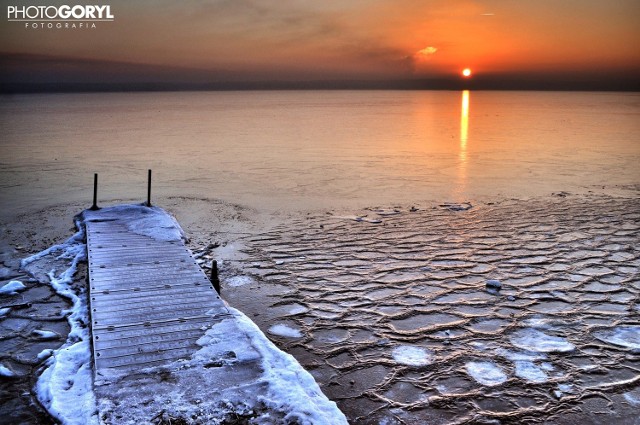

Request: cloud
left=417, top=46, right=438, bottom=56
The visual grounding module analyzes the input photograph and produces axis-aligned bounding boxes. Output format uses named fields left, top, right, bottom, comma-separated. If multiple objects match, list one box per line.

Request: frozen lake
left=1, top=90, right=639, bottom=221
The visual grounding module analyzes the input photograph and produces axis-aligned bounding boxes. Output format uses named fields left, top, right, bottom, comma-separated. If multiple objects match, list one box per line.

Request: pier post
left=90, top=173, right=99, bottom=210
left=210, top=260, right=220, bottom=294
left=146, top=169, right=152, bottom=207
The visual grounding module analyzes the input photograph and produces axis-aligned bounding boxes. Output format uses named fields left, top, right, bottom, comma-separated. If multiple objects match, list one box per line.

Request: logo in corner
left=7, top=4, right=115, bottom=29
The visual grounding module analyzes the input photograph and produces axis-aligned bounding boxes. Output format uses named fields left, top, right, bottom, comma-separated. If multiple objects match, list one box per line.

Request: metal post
left=210, top=260, right=220, bottom=294
left=146, top=169, right=152, bottom=207
left=90, top=173, right=99, bottom=210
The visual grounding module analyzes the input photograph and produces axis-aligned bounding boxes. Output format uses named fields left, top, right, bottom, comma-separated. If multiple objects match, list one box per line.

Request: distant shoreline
left=2, top=79, right=639, bottom=94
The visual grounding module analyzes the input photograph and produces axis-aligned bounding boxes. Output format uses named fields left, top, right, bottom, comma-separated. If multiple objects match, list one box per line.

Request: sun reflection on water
left=456, top=90, right=470, bottom=200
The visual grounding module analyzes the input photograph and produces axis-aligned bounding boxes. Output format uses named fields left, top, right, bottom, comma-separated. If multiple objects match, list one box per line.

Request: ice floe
left=31, top=329, right=59, bottom=340
left=623, top=391, right=640, bottom=406
left=510, top=328, right=575, bottom=353
left=496, top=347, right=547, bottom=361
left=465, top=361, right=507, bottom=386
left=392, top=345, right=433, bottom=367
left=0, top=363, right=17, bottom=378
left=440, top=202, right=473, bottom=211
left=285, top=303, right=309, bottom=315
left=268, top=323, right=303, bottom=338
left=514, top=361, right=548, bottom=383
left=225, top=274, right=254, bottom=287
left=594, top=326, right=640, bottom=351
left=0, top=280, right=26, bottom=295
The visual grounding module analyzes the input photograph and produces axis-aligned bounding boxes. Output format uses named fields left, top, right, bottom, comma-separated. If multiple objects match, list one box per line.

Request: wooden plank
left=86, top=219, right=230, bottom=378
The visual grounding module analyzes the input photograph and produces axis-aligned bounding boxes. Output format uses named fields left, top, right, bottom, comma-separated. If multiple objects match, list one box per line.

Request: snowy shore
left=2, top=204, right=346, bottom=425
left=1, top=193, right=639, bottom=424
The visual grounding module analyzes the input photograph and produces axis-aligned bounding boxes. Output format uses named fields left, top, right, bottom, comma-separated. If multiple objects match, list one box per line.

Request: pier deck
left=86, top=219, right=228, bottom=374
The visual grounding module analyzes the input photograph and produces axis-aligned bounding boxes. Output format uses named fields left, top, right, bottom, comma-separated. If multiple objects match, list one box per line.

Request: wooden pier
left=79, top=203, right=345, bottom=423
left=86, top=219, right=229, bottom=375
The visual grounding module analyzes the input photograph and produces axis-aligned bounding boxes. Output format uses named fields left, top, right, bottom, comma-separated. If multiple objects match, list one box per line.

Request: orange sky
left=1, top=0, right=639, bottom=87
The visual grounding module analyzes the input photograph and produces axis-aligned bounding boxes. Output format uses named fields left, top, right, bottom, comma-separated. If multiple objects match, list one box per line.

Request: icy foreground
left=21, top=204, right=346, bottom=425
left=220, top=196, right=640, bottom=423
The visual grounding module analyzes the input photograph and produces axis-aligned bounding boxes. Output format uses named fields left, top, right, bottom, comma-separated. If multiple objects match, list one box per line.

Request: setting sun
left=462, top=68, right=472, bottom=77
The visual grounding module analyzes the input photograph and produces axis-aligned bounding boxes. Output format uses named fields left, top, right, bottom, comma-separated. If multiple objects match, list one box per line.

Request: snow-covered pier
left=77, top=205, right=346, bottom=424
left=87, top=218, right=227, bottom=373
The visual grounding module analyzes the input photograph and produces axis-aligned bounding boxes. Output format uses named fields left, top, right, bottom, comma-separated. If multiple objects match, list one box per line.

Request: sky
left=1, top=0, right=639, bottom=90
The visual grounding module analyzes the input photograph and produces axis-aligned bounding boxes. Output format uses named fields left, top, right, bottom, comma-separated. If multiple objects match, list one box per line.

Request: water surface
left=1, top=90, right=638, bottom=221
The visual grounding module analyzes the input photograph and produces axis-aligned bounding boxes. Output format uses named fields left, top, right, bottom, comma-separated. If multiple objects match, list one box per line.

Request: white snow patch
left=392, top=345, right=433, bottom=367
left=268, top=324, right=303, bottom=339
left=465, top=361, right=508, bottom=386
left=37, top=349, right=54, bottom=361
left=0, top=363, right=16, bottom=377
left=594, top=326, right=640, bottom=351
left=557, top=383, right=573, bottom=393
left=496, top=348, right=547, bottom=361
left=286, top=303, right=309, bottom=315
left=83, top=204, right=185, bottom=242
left=21, top=214, right=98, bottom=425
left=514, top=361, right=548, bottom=383
left=0, top=307, right=10, bottom=317
left=226, top=275, right=254, bottom=287
left=623, top=391, right=640, bottom=406
left=510, top=329, right=575, bottom=353
left=0, top=280, right=26, bottom=295
left=521, top=316, right=554, bottom=329
left=227, top=307, right=346, bottom=424
left=31, top=330, right=59, bottom=340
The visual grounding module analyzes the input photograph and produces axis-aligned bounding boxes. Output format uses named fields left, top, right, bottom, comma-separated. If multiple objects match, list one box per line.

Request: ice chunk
left=558, top=383, right=573, bottom=393
left=0, top=307, right=10, bottom=317
left=268, top=324, right=303, bottom=339
left=353, top=216, right=382, bottom=224
left=392, top=346, right=433, bottom=367
left=286, top=304, right=309, bottom=315
left=31, top=330, right=59, bottom=340
left=0, top=280, right=26, bottom=295
left=37, top=349, right=54, bottom=361
left=496, top=348, right=547, bottom=361
left=510, top=329, right=575, bottom=353
left=0, top=363, right=16, bottom=378
left=594, top=326, right=640, bottom=351
left=514, top=361, right=548, bottom=383
left=624, top=391, right=640, bottom=406
left=465, top=361, right=507, bottom=386
left=441, top=202, right=472, bottom=211
left=225, top=275, right=254, bottom=287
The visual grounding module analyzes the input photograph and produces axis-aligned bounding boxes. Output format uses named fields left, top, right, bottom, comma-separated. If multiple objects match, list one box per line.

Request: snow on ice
left=21, top=212, right=98, bottom=425
left=465, top=361, right=508, bottom=386
left=268, top=323, right=304, bottom=338
left=392, top=345, right=433, bottom=367
left=514, top=360, right=548, bottom=383
left=510, top=328, right=575, bottom=353
left=0, top=363, right=17, bottom=378
left=0, top=280, right=26, bottom=295
left=594, top=326, right=640, bottom=352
